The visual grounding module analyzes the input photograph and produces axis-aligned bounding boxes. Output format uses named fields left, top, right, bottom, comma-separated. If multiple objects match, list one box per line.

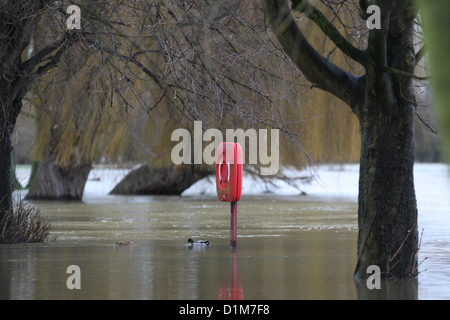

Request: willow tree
left=25, top=51, right=133, bottom=200
left=0, top=0, right=159, bottom=236
left=112, top=0, right=363, bottom=193
left=10, top=1, right=171, bottom=200
left=110, top=0, right=312, bottom=194
left=0, top=1, right=72, bottom=225
left=263, top=0, right=425, bottom=279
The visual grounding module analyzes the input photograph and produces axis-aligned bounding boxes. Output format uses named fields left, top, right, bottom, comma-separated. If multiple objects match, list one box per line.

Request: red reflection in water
left=217, top=249, right=244, bottom=300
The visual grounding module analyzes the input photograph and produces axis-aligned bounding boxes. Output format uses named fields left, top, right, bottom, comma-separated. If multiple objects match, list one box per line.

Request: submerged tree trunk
left=354, top=0, right=419, bottom=278
left=263, top=0, right=419, bottom=278
left=110, top=164, right=212, bottom=195
left=354, top=99, right=418, bottom=278
left=25, top=148, right=92, bottom=201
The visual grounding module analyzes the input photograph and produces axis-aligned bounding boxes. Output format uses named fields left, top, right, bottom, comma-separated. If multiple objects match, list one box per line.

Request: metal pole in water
left=230, top=201, right=237, bottom=248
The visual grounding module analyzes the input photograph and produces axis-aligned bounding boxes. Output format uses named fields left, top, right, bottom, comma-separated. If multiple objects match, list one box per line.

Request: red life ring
left=218, top=161, right=230, bottom=184
left=215, top=142, right=243, bottom=202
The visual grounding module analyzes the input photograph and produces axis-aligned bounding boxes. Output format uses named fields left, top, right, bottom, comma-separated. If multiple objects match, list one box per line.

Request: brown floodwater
left=0, top=192, right=442, bottom=300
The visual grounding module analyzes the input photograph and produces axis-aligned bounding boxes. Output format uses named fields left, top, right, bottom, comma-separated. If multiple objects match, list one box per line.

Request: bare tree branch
left=415, top=45, right=427, bottom=66
left=12, top=32, right=76, bottom=103
left=262, top=0, right=360, bottom=108
left=19, top=35, right=69, bottom=75
left=291, top=0, right=368, bottom=66
left=365, top=0, right=393, bottom=98
left=384, top=66, right=430, bottom=81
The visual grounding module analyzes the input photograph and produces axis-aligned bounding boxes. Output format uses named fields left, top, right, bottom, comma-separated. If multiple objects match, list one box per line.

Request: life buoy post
left=216, top=142, right=243, bottom=248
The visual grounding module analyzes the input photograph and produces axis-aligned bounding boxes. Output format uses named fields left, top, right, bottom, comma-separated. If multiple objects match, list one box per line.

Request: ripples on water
left=0, top=164, right=449, bottom=299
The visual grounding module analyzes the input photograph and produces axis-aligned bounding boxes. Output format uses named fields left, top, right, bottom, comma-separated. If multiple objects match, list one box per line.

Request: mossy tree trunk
left=25, top=153, right=92, bottom=201
left=25, top=126, right=92, bottom=201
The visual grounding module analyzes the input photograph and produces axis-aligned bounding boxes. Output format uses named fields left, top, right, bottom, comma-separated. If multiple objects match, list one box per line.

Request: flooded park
left=1, top=163, right=449, bottom=300
left=2, top=0, right=450, bottom=305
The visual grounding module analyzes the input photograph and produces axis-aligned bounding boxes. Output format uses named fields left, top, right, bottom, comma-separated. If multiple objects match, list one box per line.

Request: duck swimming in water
left=186, top=238, right=210, bottom=246
left=115, top=240, right=136, bottom=247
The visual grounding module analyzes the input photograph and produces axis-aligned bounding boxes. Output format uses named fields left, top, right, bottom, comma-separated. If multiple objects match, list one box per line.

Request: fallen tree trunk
left=109, top=164, right=213, bottom=195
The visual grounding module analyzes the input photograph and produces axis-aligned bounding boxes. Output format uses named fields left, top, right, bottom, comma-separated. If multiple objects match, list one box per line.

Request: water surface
left=1, top=164, right=449, bottom=300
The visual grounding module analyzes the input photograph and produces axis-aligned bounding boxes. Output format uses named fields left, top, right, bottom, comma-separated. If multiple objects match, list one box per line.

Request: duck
left=186, top=238, right=211, bottom=246
left=114, top=240, right=136, bottom=247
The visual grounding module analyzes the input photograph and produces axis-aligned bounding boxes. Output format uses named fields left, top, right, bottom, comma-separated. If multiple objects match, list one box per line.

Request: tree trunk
left=353, top=0, right=419, bottom=278
left=0, top=92, right=21, bottom=221
left=0, top=98, right=25, bottom=244
left=262, top=0, right=419, bottom=279
left=0, top=118, right=13, bottom=218
left=110, top=164, right=212, bottom=195
left=354, top=99, right=418, bottom=278
left=25, top=149, right=92, bottom=201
